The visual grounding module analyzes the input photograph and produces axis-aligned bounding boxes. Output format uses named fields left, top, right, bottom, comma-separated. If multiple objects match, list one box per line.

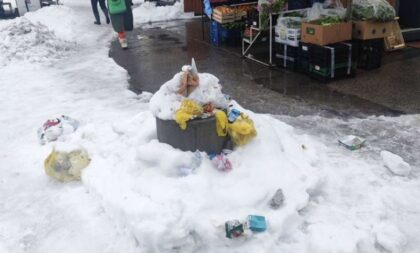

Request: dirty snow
left=132, top=1, right=194, bottom=25
left=0, top=17, right=74, bottom=66
left=0, top=1, right=420, bottom=253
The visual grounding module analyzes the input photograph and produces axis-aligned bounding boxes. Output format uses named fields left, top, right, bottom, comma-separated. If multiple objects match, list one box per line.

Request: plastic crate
left=299, top=42, right=355, bottom=82
left=355, top=39, right=383, bottom=70
left=210, top=20, right=243, bottom=46
left=273, top=43, right=299, bottom=71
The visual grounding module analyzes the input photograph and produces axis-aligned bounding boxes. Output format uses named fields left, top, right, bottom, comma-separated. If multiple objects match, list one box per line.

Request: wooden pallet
left=384, top=18, right=406, bottom=51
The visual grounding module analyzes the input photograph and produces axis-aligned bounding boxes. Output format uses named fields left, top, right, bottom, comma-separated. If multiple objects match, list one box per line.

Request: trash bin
left=156, top=116, right=231, bottom=153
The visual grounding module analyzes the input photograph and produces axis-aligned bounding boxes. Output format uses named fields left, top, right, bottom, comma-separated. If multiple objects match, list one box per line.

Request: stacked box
left=274, top=43, right=299, bottom=71
left=210, top=21, right=242, bottom=46
left=299, top=42, right=355, bottom=82
left=274, top=25, right=301, bottom=47
left=355, top=38, right=383, bottom=70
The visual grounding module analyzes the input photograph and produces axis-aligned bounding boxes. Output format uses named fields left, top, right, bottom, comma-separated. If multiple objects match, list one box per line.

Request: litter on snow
left=209, top=153, right=232, bottom=172
left=225, top=220, right=245, bottom=239
left=247, top=215, right=267, bottom=232
left=269, top=188, right=285, bottom=209
left=37, top=115, right=79, bottom=145
left=338, top=135, right=366, bottom=150
left=44, top=145, right=91, bottom=182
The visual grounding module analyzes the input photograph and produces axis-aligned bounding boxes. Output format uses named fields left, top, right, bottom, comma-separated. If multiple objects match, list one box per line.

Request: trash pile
left=150, top=59, right=257, bottom=147
left=37, top=115, right=91, bottom=182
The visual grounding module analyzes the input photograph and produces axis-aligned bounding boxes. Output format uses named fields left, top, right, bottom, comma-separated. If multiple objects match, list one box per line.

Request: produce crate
left=301, top=21, right=352, bottom=46
left=355, top=39, right=383, bottom=70
left=210, top=20, right=243, bottom=46
left=273, top=43, right=299, bottom=71
left=274, top=25, right=301, bottom=47
left=299, top=42, right=355, bottom=82
left=213, top=6, right=235, bottom=24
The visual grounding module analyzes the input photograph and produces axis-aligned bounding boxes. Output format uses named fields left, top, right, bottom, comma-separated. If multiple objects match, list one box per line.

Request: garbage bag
left=215, top=110, right=228, bottom=137
left=44, top=148, right=91, bottom=182
left=352, top=0, right=395, bottom=22
left=175, top=99, right=203, bottom=130
left=227, top=113, right=257, bottom=146
left=37, top=115, right=79, bottom=145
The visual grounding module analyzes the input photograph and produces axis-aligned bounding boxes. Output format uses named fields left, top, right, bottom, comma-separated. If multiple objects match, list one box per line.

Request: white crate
left=274, top=26, right=301, bottom=47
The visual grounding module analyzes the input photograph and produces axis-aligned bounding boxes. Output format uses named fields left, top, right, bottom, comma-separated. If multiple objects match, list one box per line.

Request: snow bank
left=0, top=17, right=74, bottom=66
left=132, top=2, right=194, bottom=25
left=1, top=0, right=420, bottom=252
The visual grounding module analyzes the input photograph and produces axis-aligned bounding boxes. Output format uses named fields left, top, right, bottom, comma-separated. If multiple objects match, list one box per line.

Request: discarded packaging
left=37, top=115, right=79, bottom=145
left=44, top=148, right=91, bottom=182
left=338, top=135, right=366, bottom=150
left=228, top=109, right=241, bottom=123
left=210, top=153, right=232, bottom=172
left=247, top=215, right=267, bottom=232
left=225, top=220, right=244, bottom=238
left=269, top=189, right=284, bottom=209
left=175, top=99, right=203, bottom=130
left=178, top=151, right=202, bottom=176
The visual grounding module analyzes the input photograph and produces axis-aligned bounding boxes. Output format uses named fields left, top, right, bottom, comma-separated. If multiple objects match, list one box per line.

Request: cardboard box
left=352, top=21, right=393, bottom=39
left=301, top=21, right=352, bottom=46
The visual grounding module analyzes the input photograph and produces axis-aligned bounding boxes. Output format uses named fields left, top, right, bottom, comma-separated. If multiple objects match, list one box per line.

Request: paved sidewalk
left=110, top=19, right=420, bottom=117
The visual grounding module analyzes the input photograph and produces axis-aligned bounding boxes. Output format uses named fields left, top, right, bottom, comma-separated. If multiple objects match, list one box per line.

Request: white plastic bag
left=307, top=1, right=346, bottom=21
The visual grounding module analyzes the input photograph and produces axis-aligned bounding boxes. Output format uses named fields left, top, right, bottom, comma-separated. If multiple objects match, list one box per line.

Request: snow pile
left=1, top=0, right=420, bottom=252
left=381, top=150, right=412, bottom=176
left=150, top=72, right=228, bottom=119
left=132, top=2, right=194, bottom=25
left=0, top=18, right=74, bottom=66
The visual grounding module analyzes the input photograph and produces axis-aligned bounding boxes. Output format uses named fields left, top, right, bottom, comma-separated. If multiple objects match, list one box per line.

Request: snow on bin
left=150, top=59, right=256, bottom=153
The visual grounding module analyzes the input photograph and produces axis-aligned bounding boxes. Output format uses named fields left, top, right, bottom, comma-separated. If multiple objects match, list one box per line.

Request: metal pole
left=346, top=0, right=352, bottom=21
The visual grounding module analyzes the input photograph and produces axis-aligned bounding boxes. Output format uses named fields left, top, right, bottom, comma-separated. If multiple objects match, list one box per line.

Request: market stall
left=201, top=0, right=411, bottom=82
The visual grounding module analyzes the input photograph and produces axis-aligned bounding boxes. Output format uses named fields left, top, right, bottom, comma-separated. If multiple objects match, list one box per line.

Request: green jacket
left=109, top=0, right=133, bottom=33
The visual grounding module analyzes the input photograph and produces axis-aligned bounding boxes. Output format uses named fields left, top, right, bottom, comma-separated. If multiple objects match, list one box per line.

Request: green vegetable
left=352, top=0, right=395, bottom=22
left=314, top=16, right=344, bottom=26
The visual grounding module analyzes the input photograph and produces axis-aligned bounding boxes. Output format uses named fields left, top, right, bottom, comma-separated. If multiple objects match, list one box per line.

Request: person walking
left=108, top=0, right=134, bottom=49
left=91, top=0, right=110, bottom=25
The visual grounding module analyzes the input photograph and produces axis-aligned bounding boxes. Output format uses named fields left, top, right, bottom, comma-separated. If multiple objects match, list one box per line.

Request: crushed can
left=225, top=220, right=244, bottom=238
left=269, top=189, right=284, bottom=209
left=338, top=135, right=366, bottom=150
left=247, top=215, right=267, bottom=232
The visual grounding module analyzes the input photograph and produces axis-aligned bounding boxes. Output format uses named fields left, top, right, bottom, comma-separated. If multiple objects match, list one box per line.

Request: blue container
left=210, top=21, right=221, bottom=46
left=248, top=215, right=267, bottom=232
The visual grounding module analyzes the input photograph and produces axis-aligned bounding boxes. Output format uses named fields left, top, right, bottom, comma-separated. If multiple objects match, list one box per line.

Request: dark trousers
left=91, top=0, right=109, bottom=23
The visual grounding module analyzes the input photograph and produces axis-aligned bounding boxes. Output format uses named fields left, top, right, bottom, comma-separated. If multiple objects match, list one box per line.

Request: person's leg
left=98, top=0, right=110, bottom=24
left=90, top=0, right=101, bottom=24
left=118, top=31, right=128, bottom=49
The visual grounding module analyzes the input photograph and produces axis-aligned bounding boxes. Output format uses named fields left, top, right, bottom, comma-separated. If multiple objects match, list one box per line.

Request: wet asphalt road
left=109, top=19, right=420, bottom=118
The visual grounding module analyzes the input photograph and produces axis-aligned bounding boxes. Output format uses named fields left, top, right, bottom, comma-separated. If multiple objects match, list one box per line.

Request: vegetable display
left=352, top=0, right=396, bottom=22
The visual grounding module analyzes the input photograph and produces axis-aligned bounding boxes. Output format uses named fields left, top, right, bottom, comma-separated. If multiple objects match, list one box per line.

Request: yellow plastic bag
left=44, top=149, right=91, bottom=182
left=175, top=99, right=203, bottom=130
left=228, top=113, right=257, bottom=146
left=215, top=110, right=228, bottom=137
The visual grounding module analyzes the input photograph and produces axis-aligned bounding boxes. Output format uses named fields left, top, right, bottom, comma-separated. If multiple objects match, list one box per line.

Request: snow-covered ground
left=0, top=1, right=419, bottom=253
